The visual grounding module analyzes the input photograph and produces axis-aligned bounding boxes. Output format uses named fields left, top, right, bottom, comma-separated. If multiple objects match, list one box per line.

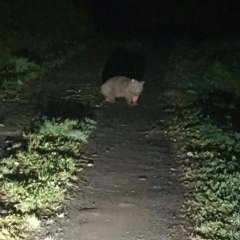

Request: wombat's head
left=129, top=79, right=145, bottom=94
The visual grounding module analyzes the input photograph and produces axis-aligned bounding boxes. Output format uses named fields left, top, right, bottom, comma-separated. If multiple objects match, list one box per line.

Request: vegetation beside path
left=0, top=0, right=92, bottom=101
left=0, top=117, right=96, bottom=239
left=161, top=37, right=240, bottom=240
left=0, top=3, right=97, bottom=237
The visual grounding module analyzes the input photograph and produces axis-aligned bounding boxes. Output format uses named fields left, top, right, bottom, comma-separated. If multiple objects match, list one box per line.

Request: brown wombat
left=100, top=76, right=145, bottom=106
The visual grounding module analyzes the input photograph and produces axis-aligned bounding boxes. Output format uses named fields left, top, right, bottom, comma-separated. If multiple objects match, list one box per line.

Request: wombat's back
left=100, top=76, right=131, bottom=97
left=100, top=76, right=145, bottom=105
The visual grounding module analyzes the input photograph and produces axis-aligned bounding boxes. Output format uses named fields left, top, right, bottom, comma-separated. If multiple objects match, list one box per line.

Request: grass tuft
left=0, top=117, right=96, bottom=238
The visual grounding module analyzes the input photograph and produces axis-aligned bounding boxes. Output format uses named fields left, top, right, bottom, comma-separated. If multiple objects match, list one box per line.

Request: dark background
left=1, top=0, right=240, bottom=41
left=88, top=0, right=240, bottom=38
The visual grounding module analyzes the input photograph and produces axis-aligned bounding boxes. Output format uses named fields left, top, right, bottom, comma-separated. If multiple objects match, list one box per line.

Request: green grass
left=165, top=37, right=240, bottom=96
left=0, top=42, right=86, bottom=101
left=167, top=103, right=240, bottom=240
left=0, top=117, right=96, bottom=239
left=162, top=38, right=240, bottom=239
left=0, top=0, right=92, bottom=101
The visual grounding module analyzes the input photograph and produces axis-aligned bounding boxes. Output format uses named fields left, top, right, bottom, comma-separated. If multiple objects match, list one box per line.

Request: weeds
left=0, top=117, right=96, bottom=239
left=0, top=214, right=39, bottom=240
left=163, top=38, right=240, bottom=240
left=166, top=97, right=240, bottom=240
left=165, top=37, right=240, bottom=96
left=0, top=0, right=91, bottom=101
left=0, top=42, right=85, bottom=101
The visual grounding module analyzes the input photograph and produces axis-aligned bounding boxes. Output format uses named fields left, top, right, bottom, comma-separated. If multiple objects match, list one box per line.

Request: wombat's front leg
left=126, top=95, right=138, bottom=106
left=132, top=96, right=139, bottom=105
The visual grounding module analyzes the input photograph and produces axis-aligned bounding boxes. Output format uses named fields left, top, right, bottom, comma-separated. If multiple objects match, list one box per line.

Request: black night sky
left=88, top=0, right=240, bottom=38
left=1, top=0, right=240, bottom=41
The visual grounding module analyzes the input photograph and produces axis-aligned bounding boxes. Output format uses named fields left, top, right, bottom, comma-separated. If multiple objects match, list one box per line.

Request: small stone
left=138, top=176, right=147, bottom=181
left=87, top=163, right=94, bottom=167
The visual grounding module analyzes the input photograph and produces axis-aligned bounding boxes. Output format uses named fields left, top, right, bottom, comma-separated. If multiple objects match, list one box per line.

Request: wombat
left=100, top=76, right=145, bottom=106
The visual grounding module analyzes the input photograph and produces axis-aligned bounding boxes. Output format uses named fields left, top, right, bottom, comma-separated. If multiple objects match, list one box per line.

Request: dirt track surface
left=0, top=39, right=188, bottom=240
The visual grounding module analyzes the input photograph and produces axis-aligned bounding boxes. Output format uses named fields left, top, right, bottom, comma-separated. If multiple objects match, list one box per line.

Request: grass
left=0, top=0, right=92, bottom=101
left=165, top=37, right=240, bottom=96
left=0, top=117, right=96, bottom=239
left=0, top=3, right=97, bottom=238
left=161, top=37, right=240, bottom=240
left=0, top=42, right=86, bottom=101
left=167, top=101, right=240, bottom=240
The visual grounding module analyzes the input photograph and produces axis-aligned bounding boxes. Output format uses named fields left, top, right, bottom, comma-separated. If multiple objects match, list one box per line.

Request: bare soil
left=0, top=39, right=189, bottom=240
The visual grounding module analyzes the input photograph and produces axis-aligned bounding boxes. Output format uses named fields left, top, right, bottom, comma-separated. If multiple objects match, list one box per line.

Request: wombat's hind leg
left=106, top=96, right=116, bottom=103
left=97, top=96, right=116, bottom=108
left=97, top=100, right=106, bottom=107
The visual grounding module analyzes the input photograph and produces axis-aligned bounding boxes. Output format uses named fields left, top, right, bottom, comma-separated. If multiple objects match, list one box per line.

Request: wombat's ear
left=131, top=79, right=135, bottom=82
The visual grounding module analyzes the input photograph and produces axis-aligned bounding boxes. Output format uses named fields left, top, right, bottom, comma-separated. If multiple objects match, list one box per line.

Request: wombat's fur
left=100, top=76, right=145, bottom=106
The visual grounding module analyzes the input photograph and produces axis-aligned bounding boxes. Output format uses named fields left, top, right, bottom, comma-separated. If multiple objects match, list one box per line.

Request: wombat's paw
left=127, top=101, right=138, bottom=106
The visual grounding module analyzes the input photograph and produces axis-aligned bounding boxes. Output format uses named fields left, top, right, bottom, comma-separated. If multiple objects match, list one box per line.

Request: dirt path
left=56, top=95, right=188, bottom=240
left=0, top=39, right=188, bottom=240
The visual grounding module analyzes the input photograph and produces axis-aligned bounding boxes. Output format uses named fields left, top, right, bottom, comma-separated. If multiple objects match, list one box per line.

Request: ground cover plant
left=162, top=38, right=240, bottom=240
left=165, top=37, right=240, bottom=96
left=0, top=117, right=96, bottom=239
left=0, top=0, right=92, bottom=100
left=167, top=102, right=240, bottom=240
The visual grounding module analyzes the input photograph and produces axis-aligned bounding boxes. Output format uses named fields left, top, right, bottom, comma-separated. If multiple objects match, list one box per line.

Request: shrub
left=165, top=38, right=240, bottom=96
